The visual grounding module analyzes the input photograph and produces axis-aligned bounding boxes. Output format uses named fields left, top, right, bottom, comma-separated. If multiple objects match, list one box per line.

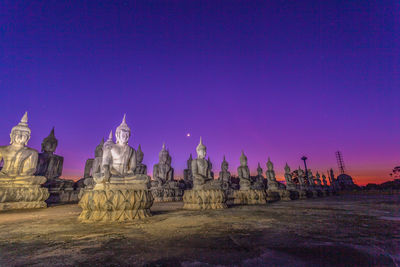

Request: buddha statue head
left=159, top=143, right=169, bottom=164
left=115, top=114, right=131, bottom=145
left=284, top=163, right=291, bottom=174
left=257, top=162, right=263, bottom=176
left=95, top=138, right=104, bottom=158
left=196, top=137, right=206, bottom=159
left=267, top=157, right=274, bottom=171
left=221, top=155, right=229, bottom=172
left=10, top=112, right=31, bottom=147
left=239, top=151, right=247, bottom=167
left=137, top=144, right=144, bottom=163
left=298, top=167, right=304, bottom=176
left=41, top=127, right=58, bottom=154
left=104, top=130, right=114, bottom=150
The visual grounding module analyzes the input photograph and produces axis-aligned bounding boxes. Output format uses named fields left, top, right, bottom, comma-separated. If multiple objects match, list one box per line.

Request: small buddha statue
left=308, top=170, right=315, bottom=186
left=134, top=144, right=147, bottom=175
left=184, top=154, right=193, bottom=182
left=36, top=128, right=64, bottom=181
left=152, top=143, right=174, bottom=187
left=191, top=137, right=221, bottom=190
left=322, top=174, right=328, bottom=186
left=208, top=157, right=215, bottom=178
left=218, top=155, right=231, bottom=184
left=0, top=112, right=46, bottom=185
left=82, top=138, right=104, bottom=189
left=266, top=157, right=279, bottom=191
left=93, top=114, right=149, bottom=189
left=284, top=163, right=295, bottom=186
left=237, top=151, right=251, bottom=190
left=297, top=167, right=306, bottom=186
left=315, top=172, right=322, bottom=186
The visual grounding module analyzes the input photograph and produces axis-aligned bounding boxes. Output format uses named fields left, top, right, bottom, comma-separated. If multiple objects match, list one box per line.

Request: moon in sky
left=186, top=133, right=191, bottom=137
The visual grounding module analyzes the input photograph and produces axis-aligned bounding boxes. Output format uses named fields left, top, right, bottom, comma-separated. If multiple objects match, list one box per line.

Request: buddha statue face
left=221, top=161, right=228, bottom=172
left=115, top=129, right=130, bottom=145
left=197, top=148, right=206, bottom=159
left=240, top=156, right=247, bottom=167
left=10, top=129, right=30, bottom=146
left=42, top=140, right=57, bottom=153
left=159, top=152, right=168, bottom=164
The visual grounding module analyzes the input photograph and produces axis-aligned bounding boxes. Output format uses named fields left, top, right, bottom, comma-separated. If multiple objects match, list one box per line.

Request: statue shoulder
left=23, top=146, right=39, bottom=155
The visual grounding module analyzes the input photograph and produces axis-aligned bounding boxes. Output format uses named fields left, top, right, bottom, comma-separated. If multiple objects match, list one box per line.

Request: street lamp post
left=301, top=156, right=309, bottom=182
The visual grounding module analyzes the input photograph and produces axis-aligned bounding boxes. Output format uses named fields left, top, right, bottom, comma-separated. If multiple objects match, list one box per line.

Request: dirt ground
left=0, top=194, right=399, bottom=266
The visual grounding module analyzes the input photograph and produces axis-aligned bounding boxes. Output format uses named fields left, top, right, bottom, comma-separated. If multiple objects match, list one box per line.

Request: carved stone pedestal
left=78, top=189, right=153, bottom=222
left=183, top=189, right=227, bottom=210
left=151, top=187, right=183, bottom=202
left=284, top=190, right=299, bottom=200
left=278, top=189, right=292, bottom=201
left=233, top=190, right=266, bottom=205
left=266, top=190, right=280, bottom=202
left=0, top=185, right=49, bottom=211
left=298, top=190, right=308, bottom=200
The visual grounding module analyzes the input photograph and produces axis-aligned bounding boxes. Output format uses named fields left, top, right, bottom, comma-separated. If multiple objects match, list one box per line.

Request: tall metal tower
left=335, top=151, right=345, bottom=174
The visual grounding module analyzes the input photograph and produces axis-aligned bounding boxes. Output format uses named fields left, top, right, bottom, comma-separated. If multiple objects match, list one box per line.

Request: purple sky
left=1, top=1, right=399, bottom=184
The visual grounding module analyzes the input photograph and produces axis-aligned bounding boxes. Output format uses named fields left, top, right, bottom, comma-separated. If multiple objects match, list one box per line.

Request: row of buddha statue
left=0, top=113, right=337, bottom=222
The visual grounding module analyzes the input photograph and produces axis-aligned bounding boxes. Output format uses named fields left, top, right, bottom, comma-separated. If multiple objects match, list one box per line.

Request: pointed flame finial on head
left=108, top=130, right=113, bottom=140
left=240, top=150, right=247, bottom=162
left=196, top=136, right=206, bottom=152
left=11, top=111, right=31, bottom=138
left=116, top=113, right=131, bottom=134
left=21, top=111, right=28, bottom=124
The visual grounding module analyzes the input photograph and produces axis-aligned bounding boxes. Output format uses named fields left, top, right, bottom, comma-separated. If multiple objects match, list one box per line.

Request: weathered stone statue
left=315, top=172, right=324, bottom=197
left=78, top=115, right=153, bottom=222
left=36, top=128, right=77, bottom=203
left=307, top=170, right=318, bottom=198
left=283, top=163, right=299, bottom=200
left=207, top=157, right=215, bottom=178
left=238, top=151, right=251, bottom=190
left=0, top=112, right=49, bottom=210
left=183, top=154, right=193, bottom=189
left=76, top=137, right=105, bottom=198
left=296, top=167, right=308, bottom=199
left=134, top=145, right=147, bottom=175
left=183, top=137, right=226, bottom=210
left=253, top=163, right=265, bottom=189
left=218, top=156, right=231, bottom=190
left=150, top=144, right=182, bottom=202
left=321, top=174, right=330, bottom=196
left=265, top=158, right=283, bottom=202
left=233, top=152, right=266, bottom=204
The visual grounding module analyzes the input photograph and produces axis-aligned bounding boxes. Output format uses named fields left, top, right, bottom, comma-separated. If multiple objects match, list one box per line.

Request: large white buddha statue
left=92, top=114, right=149, bottom=190
left=79, top=114, right=153, bottom=222
left=0, top=112, right=45, bottom=185
left=191, top=137, right=221, bottom=190
left=0, top=112, right=49, bottom=210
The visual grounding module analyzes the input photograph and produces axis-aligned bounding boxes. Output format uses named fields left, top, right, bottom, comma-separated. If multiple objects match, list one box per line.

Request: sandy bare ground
left=0, top=194, right=399, bottom=266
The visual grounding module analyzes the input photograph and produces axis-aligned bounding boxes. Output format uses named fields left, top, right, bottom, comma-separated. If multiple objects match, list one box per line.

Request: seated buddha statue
left=0, top=112, right=46, bottom=186
left=322, top=174, right=328, bottom=186
left=307, top=170, right=315, bottom=186
left=252, top=162, right=265, bottom=190
left=265, top=158, right=279, bottom=191
left=191, top=137, right=221, bottom=190
left=152, top=143, right=174, bottom=187
left=237, top=151, right=251, bottom=191
left=36, top=127, right=74, bottom=192
left=134, top=144, right=147, bottom=175
left=315, top=172, right=322, bottom=186
left=218, top=156, right=231, bottom=183
left=93, top=115, right=149, bottom=190
left=284, top=163, right=296, bottom=190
